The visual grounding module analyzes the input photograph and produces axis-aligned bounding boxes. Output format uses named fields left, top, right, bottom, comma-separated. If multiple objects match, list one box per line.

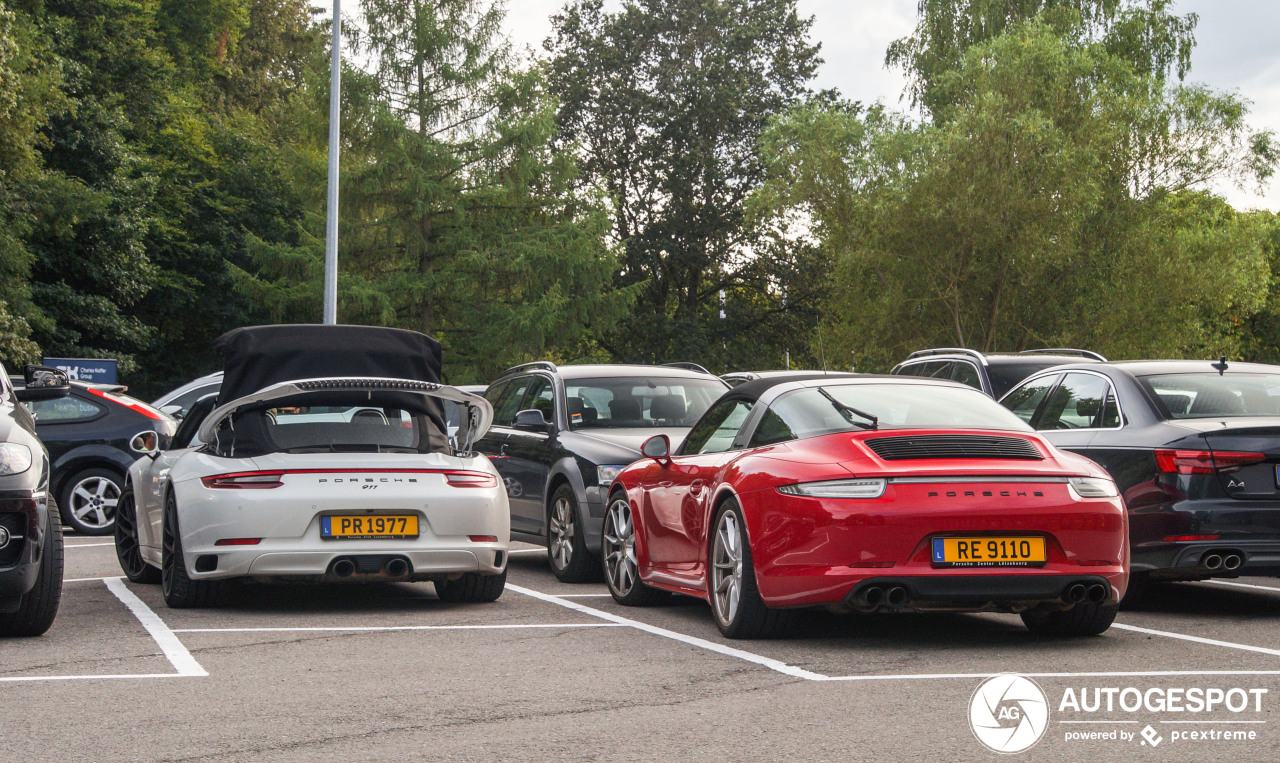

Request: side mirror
left=15, top=365, right=71, bottom=402
left=513, top=408, right=552, bottom=432
left=130, top=430, right=161, bottom=458
left=641, top=434, right=671, bottom=464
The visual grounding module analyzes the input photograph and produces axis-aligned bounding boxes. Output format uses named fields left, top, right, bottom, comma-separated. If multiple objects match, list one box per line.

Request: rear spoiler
left=196, top=377, right=494, bottom=454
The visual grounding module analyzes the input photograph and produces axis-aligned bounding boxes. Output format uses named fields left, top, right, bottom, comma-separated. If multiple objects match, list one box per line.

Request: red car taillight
left=444, top=471, right=499, bottom=488
left=201, top=471, right=285, bottom=489
left=87, top=387, right=164, bottom=420
left=1154, top=449, right=1266, bottom=475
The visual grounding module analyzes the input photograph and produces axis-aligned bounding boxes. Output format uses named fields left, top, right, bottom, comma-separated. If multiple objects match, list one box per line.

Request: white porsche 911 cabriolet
left=113, top=325, right=509, bottom=608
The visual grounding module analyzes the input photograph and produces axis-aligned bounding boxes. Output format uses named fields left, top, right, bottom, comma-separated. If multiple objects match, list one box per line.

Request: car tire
left=603, top=491, right=666, bottom=606
left=161, top=491, right=223, bottom=608
left=709, top=499, right=791, bottom=639
left=1021, top=601, right=1118, bottom=637
left=59, top=467, right=124, bottom=535
left=547, top=483, right=597, bottom=583
left=115, top=487, right=160, bottom=584
left=0, top=500, right=64, bottom=637
left=435, top=569, right=506, bottom=603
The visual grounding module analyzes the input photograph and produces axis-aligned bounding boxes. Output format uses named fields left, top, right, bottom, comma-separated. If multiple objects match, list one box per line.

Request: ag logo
left=969, top=674, right=1049, bottom=754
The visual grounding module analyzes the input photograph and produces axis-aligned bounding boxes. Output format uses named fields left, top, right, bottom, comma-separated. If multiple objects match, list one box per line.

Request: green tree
left=547, top=0, right=828, bottom=369
left=236, top=0, right=633, bottom=382
left=757, top=5, right=1276, bottom=370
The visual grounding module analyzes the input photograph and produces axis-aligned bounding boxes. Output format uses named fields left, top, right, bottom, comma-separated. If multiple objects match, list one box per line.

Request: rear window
left=211, top=393, right=449, bottom=456
left=1140, top=373, right=1280, bottom=419
left=764, top=383, right=1030, bottom=442
left=564, top=376, right=727, bottom=429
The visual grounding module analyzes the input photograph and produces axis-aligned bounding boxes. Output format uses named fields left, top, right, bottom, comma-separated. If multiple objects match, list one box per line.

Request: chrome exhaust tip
left=886, top=586, right=908, bottom=608
left=1223, top=554, right=1243, bottom=571
left=1202, top=553, right=1223, bottom=570
left=332, top=559, right=356, bottom=578
left=1086, top=583, right=1108, bottom=603
left=1066, top=583, right=1087, bottom=603
left=858, top=586, right=884, bottom=609
left=384, top=558, right=410, bottom=578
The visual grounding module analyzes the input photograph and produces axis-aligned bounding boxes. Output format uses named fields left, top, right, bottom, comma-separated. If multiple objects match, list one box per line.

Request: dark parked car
left=998, top=359, right=1280, bottom=600
left=476, top=362, right=729, bottom=582
left=27, top=381, right=177, bottom=535
left=1, top=364, right=70, bottom=636
left=721, top=370, right=860, bottom=388
left=891, top=348, right=1106, bottom=398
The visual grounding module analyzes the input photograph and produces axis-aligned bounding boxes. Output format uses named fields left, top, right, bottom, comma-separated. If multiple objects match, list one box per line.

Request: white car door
left=139, top=393, right=219, bottom=552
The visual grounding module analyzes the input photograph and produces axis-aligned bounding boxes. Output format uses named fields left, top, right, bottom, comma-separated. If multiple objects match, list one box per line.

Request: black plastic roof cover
left=214, top=324, right=442, bottom=405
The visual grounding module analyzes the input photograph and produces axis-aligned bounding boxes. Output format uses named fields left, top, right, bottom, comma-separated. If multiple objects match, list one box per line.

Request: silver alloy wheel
left=603, top=498, right=638, bottom=596
left=711, top=510, right=743, bottom=626
left=69, top=475, right=120, bottom=530
left=549, top=495, right=574, bottom=570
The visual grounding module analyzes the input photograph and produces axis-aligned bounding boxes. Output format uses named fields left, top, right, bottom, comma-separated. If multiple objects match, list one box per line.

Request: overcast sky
left=335, top=0, right=1280, bottom=211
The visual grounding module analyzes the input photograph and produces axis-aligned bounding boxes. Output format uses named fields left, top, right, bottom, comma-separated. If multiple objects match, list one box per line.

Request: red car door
left=642, top=397, right=755, bottom=569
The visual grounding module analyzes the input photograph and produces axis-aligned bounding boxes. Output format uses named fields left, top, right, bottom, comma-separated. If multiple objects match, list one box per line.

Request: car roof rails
left=661, top=362, right=712, bottom=375
left=498, top=361, right=559, bottom=377
left=1019, top=349, right=1108, bottom=362
left=904, top=348, right=988, bottom=365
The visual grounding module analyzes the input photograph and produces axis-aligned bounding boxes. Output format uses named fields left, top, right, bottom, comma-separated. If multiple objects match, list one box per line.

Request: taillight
left=87, top=387, right=164, bottom=420
left=444, top=471, right=499, bottom=488
left=1154, top=449, right=1266, bottom=475
left=201, top=471, right=285, bottom=489
left=469, top=535, right=498, bottom=542
left=1162, top=534, right=1221, bottom=542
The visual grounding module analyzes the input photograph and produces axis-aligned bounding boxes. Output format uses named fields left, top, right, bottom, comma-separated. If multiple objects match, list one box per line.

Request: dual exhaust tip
left=856, top=584, right=908, bottom=610
left=331, top=557, right=411, bottom=578
left=1202, top=552, right=1243, bottom=571
left=1065, top=582, right=1108, bottom=604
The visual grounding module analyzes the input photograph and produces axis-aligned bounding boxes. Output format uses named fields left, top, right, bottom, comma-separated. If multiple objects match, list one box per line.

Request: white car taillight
left=201, top=471, right=285, bottom=489
left=443, top=471, right=499, bottom=488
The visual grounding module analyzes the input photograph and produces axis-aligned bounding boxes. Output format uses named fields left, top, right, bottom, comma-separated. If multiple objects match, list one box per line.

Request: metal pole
left=323, top=0, right=341, bottom=324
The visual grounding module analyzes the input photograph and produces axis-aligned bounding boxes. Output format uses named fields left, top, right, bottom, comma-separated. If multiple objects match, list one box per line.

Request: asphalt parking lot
left=6, top=537, right=1280, bottom=761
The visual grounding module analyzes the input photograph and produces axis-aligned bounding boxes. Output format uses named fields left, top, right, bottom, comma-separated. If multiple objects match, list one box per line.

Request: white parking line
left=64, top=576, right=112, bottom=583
left=1, top=578, right=205, bottom=683
left=64, top=542, right=113, bottom=548
left=507, top=549, right=545, bottom=556
left=174, top=623, right=624, bottom=633
left=1204, top=580, right=1280, bottom=594
left=506, top=583, right=828, bottom=680
left=557, top=594, right=613, bottom=598
left=508, top=583, right=1280, bottom=683
left=104, top=577, right=206, bottom=677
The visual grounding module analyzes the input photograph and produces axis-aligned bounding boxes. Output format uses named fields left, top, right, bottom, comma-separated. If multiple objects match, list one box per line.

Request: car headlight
left=1068, top=476, right=1118, bottom=499
left=597, top=465, right=628, bottom=486
left=0, top=443, right=32, bottom=476
left=777, top=478, right=887, bottom=499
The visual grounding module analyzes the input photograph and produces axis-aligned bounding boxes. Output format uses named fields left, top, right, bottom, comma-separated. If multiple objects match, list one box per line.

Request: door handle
left=690, top=479, right=704, bottom=496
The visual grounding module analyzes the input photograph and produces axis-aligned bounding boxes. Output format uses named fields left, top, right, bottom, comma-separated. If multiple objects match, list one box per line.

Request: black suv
left=890, top=348, right=1106, bottom=398
left=1, top=364, right=71, bottom=636
left=477, top=362, right=729, bottom=582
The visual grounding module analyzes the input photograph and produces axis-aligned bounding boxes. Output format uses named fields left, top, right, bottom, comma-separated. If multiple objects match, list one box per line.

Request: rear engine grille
left=864, top=435, right=1043, bottom=461
left=0, top=513, right=25, bottom=567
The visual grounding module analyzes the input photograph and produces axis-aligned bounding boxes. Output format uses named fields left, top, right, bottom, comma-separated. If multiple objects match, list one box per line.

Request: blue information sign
left=42, top=357, right=119, bottom=384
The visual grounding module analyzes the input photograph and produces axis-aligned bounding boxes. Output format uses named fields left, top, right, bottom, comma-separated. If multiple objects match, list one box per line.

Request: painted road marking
left=508, top=583, right=1280, bottom=683
left=174, top=623, right=624, bottom=633
left=0, top=578, right=204, bottom=683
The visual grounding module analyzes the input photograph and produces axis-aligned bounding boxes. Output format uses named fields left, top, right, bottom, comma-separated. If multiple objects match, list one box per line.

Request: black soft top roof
left=214, top=324, right=443, bottom=405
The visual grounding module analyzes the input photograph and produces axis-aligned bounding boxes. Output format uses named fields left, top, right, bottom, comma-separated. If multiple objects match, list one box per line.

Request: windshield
left=1140, top=373, right=1280, bottom=419
left=564, top=376, right=727, bottom=429
left=764, top=383, right=1031, bottom=441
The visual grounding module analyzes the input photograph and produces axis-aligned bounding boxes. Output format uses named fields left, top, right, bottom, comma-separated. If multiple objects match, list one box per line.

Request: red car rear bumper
left=737, top=481, right=1129, bottom=609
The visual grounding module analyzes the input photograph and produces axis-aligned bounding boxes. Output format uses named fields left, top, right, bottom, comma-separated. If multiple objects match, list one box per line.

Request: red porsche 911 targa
left=603, top=374, right=1129, bottom=639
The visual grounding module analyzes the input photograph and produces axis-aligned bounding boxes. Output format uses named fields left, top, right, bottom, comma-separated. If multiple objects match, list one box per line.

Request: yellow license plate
left=321, top=515, right=418, bottom=539
left=931, top=537, right=1046, bottom=567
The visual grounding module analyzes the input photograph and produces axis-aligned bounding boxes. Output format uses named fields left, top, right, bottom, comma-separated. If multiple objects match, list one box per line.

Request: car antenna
left=1212, top=356, right=1229, bottom=376
left=817, top=324, right=828, bottom=373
